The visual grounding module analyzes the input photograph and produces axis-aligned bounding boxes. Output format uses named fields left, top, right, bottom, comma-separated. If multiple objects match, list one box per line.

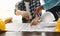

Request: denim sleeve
left=42, top=0, right=60, bottom=10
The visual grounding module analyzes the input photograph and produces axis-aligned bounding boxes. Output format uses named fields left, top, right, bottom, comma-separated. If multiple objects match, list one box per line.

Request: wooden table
left=0, top=32, right=60, bottom=36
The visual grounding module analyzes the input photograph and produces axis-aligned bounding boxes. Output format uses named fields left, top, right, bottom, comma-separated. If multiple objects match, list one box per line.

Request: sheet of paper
left=20, top=22, right=56, bottom=31
left=6, top=22, right=56, bottom=31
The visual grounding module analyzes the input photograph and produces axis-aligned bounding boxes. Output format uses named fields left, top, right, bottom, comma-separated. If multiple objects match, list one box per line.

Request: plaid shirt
left=15, top=0, right=41, bottom=20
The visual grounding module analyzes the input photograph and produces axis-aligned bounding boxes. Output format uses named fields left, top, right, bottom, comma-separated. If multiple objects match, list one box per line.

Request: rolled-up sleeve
left=42, top=0, right=60, bottom=10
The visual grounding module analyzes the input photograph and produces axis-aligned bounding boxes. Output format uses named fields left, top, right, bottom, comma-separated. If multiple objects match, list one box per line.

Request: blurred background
left=0, top=0, right=22, bottom=19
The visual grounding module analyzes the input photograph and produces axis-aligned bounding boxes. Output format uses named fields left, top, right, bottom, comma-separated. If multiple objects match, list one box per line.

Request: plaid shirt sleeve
left=29, top=0, right=41, bottom=19
left=15, top=2, right=21, bottom=10
left=15, top=1, right=26, bottom=11
left=35, top=0, right=41, bottom=17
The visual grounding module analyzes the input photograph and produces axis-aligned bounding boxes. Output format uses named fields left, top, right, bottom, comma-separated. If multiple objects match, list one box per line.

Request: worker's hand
left=15, top=10, right=31, bottom=20
left=30, top=16, right=40, bottom=26
left=4, top=17, right=12, bottom=24
left=15, top=10, right=22, bottom=15
left=34, top=6, right=43, bottom=14
left=22, top=11, right=31, bottom=20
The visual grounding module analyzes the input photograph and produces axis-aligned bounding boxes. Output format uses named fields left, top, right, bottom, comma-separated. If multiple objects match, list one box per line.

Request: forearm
left=42, top=0, right=60, bottom=10
left=15, top=10, right=24, bottom=16
left=34, top=16, right=40, bottom=21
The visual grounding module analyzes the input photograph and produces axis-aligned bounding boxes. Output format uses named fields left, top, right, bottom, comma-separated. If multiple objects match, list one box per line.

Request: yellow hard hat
left=0, top=19, right=6, bottom=31
left=55, top=18, right=60, bottom=32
